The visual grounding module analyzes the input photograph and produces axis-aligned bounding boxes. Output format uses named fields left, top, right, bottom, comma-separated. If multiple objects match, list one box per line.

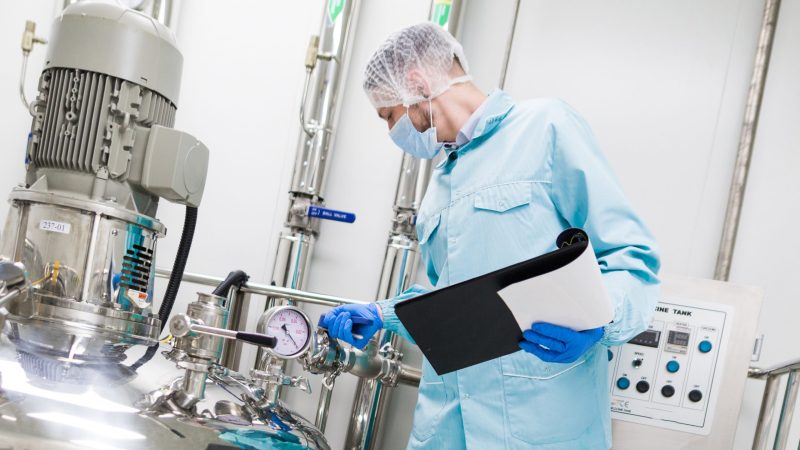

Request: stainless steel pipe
left=155, top=267, right=367, bottom=307
left=749, top=356, right=800, bottom=449
left=773, top=370, right=798, bottom=450
left=714, top=0, right=782, bottom=281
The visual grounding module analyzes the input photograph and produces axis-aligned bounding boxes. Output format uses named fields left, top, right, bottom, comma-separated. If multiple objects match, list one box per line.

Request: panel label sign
left=39, top=220, right=71, bottom=235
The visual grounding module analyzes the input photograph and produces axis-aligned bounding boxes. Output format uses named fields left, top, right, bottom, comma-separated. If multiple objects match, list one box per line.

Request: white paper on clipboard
left=496, top=241, right=614, bottom=331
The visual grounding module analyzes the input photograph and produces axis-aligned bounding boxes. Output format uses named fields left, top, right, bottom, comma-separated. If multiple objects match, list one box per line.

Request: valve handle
left=236, top=331, right=277, bottom=348
left=307, top=206, right=356, bottom=224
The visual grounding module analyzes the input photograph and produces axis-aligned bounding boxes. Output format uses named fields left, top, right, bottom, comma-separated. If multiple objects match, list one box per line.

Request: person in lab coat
left=319, top=22, right=660, bottom=450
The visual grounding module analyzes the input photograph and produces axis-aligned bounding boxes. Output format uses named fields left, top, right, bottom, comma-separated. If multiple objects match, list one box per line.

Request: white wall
left=2, top=0, right=799, bottom=449
left=460, top=0, right=800, bottom=448
left=0, top=1, right=58, bottom=219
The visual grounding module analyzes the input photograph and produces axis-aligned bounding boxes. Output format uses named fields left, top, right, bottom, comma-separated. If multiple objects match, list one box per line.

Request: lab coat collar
left=438, top=89, right=515, bottom=168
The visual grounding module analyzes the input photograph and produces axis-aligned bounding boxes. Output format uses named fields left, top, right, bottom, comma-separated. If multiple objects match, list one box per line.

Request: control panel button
left=698, top=340, right=713, bottom=354
left=661, top=385, right=675, bottom=398
left=636, top=380, right=650, bottom=393
left=688, top=389, right=703, bottom=403
left=666, top=360, right=680, bottom=373
left=616, top=377, right=631, bottom=390
left=632, top=358, right=643, bottom=368
left=608, top=349, right=613, bottom=361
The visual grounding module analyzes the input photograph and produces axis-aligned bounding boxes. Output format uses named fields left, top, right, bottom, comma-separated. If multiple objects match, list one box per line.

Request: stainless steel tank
left=0, top=1, right=207, bottom=383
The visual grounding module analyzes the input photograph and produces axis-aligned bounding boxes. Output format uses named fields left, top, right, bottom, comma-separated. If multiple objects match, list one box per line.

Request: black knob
left=688, top=389, right=703, bottom=403
left=661, top=385, right=675, bottom=398
left=632, top=358, right=643, bottom=368
left=636, top=380, right=650, bottom=393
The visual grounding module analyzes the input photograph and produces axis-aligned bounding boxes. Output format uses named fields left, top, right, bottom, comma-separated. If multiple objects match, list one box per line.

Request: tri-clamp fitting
left=303, top=328, right=420, bottom=388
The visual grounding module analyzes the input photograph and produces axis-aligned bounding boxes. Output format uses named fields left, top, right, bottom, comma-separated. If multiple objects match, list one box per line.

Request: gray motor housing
left=25, top=1, right=208, bottom=213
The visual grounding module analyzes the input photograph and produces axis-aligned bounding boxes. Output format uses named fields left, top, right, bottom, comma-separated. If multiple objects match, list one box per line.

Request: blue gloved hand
left=519, top=322, right=604, bottom=363
left=318, top=303, right=383, bottom=350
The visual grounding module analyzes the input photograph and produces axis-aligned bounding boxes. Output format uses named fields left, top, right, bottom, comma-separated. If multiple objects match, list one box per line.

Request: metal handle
left=170, top=314, right=277, bottom=348
left=307, top=206, right=356, bottom=224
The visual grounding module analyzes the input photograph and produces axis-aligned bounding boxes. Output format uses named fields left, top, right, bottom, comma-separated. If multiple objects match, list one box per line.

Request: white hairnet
left=363, top=22, right=471, bottom=109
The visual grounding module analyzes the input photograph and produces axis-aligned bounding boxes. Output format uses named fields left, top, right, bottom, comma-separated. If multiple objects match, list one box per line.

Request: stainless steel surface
left=0, top=337, right=330, bottom=449
left=347, top=236, right=419, bottom=450
left=220, top=287, right=246, bottom=370
left=750, top=357, right=800, bottom=379
left=344, top=0, right=463, bottom=446
left=772, top=370, right=798, bottom=450
left=315, top=376, right=335, bottom=433
left=753, top=374, right=781, bottom=450
left=289, top=0, right=360, bottom=200
left=1, top=196, right=164, bottom=353
left=749, top=357, right=800, bottom=450
left=498, top=0, right=522, bottom=90
left=714, top=0, right=782, bottom=281
left=190, top=323, right=238, bottom=339
left=304, top=330, right=420, bottom=389
left=155, top=267, right=367, bottom=307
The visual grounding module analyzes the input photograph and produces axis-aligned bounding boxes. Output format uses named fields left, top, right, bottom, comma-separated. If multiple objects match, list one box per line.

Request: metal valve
left=250, top=368, right=312, bottom=394
left=169, top=314, right=278, bottom=348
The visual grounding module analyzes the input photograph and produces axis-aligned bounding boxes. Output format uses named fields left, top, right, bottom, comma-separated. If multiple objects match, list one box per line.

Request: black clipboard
left=394, top=228, right=589, bottom=375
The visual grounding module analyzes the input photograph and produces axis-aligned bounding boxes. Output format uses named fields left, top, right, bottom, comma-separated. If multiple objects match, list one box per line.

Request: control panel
left=608, top=299, right=732, bottom=435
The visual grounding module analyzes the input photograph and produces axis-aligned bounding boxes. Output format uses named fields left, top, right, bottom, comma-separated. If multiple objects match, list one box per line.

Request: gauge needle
left=281, top=324, right=299, bottom=347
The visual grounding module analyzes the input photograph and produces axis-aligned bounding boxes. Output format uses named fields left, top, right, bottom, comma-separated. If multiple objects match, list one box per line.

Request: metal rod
left=315, top=377, right=334, bottom=433
left=498, top=0, right=522, bottom=90
left=714, top=0, right=781, bottom=281
left=191, top=323, right=238, bottom=339
left=772, top=370, right=798, bottom=450
left=397, top=365, right=421, bottom=386
left=753, top=374, right=782, bottom=450
left=749, top=358, right=800, bottom=379
left=155, top=267, right=367, bottom=307
left=220, top=287, right=247, bottom=370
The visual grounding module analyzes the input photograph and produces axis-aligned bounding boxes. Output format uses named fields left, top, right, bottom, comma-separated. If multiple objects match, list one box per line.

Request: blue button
left=666, top=360, right=680, bottom=373
left=608, top=349, right=614, bottom=361
left=616, top=377, right=631, bottom=390
left=698, top=340, right=713, bottom=353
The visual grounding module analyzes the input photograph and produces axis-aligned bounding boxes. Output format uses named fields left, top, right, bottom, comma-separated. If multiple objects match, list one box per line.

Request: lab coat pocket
left=500, top=350, right=598, bottom=445
left=410, top=363, right=449, bottom=442
left=473, top=181, right=532, bottom=213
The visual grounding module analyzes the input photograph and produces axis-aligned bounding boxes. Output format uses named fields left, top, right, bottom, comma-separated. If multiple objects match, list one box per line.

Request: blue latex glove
left=519, top=322, right=604, bottom=363
left=319, top=303, right=383, bottom=349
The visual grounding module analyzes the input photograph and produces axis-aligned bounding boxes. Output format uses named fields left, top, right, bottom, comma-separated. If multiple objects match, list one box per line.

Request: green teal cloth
left=219, top=429, right=306, bottom=450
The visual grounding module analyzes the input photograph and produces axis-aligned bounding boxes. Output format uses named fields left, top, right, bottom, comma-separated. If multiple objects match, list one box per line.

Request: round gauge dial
left=262, top=306, right=312, bottom=358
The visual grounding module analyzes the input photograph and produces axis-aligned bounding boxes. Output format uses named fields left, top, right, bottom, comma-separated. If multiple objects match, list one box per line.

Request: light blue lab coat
left=376, top=91, right=660, bottom=450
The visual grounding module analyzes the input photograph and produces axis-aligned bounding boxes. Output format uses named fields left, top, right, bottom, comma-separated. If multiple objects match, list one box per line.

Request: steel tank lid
left=46, top=2, right=183, bottom=106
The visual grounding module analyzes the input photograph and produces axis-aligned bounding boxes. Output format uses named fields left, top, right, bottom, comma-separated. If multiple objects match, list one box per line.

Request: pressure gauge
left=259, top=306, right=312, bottom=359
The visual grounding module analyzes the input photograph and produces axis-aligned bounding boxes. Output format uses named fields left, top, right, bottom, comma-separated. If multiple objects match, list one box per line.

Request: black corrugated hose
left=130, top=206, right=198, bottom=371
left=212, top=270, right=249, bottom=297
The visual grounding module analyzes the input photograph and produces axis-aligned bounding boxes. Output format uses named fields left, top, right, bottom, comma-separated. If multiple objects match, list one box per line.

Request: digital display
left=629, top=329, right=661, bottom=348
left=668, top=330, right=690, bottom=347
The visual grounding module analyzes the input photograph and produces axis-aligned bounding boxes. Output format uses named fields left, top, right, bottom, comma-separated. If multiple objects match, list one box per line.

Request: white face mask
left=388, top=99, right=443, bottom=160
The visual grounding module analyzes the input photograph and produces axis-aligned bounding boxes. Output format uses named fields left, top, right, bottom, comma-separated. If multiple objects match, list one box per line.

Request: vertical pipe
left=714, top=0, right=781, bottom=281
left=286, top=0, right=362, bottom=432
left=772, top=370, right=798, bottom=450
left=498, top=0, right=521, bottom=90
left=343, top=2, right=463, bottom=448
left=753, top=375, right=781, bottom=450
left=345, top=237, right=418, bottom=449
left=219, top=287, right=247, bottom=371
